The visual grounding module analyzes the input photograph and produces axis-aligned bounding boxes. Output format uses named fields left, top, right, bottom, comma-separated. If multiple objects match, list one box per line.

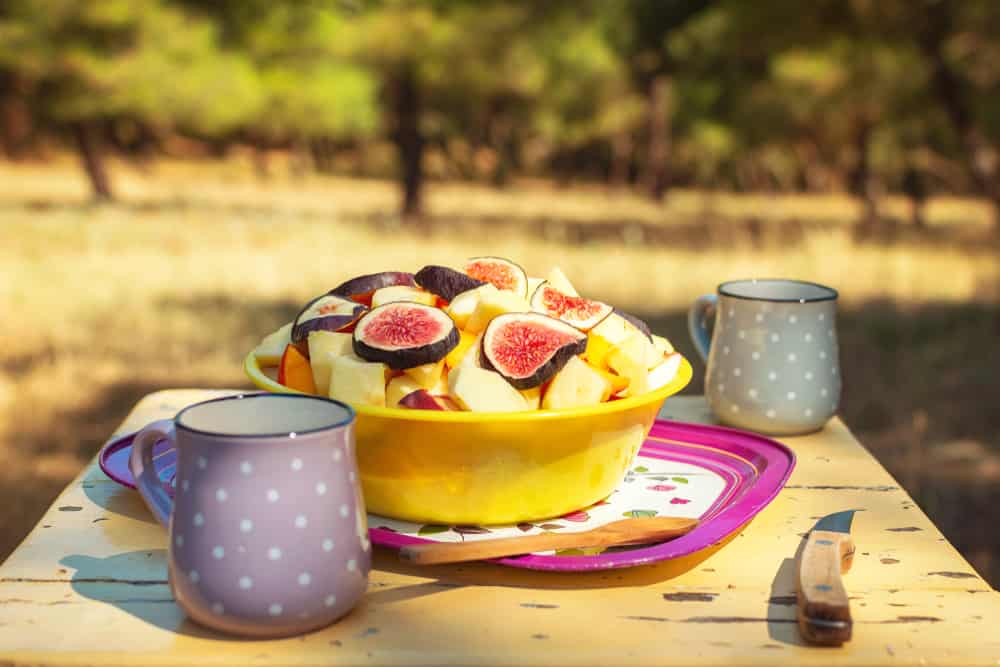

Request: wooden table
left=1, top=389, right=998, bottom=666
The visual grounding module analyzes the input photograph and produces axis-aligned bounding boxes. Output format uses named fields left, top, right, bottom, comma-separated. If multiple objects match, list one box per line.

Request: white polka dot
left=819, top=351, right=827, bottom=359
left=730, top=404, right=741, bottom=413
left=805, top=408, right=814, bottom=417
left=291, top=458, right=303, bottom=471
left=268, top=547, right=282, bottom=561
left=332, top=449, right=343, bottom=462
left=828, top=328, right=834, bottom=337
left=821, top=388, right=829, bottom=397
left=804, top=332, right=813, bottom=342
left=770, top=333, right=780, bottom=343
left=738, top=330, right=746, bottom=339
left=212, top=546, right=225, bottom=559
left=325, top=594, right=337, bottom=607
left=349, top=471, right=356, bottom=483
left=315, top=482, right=327, bottom=496
left=832, top=367, right=838, bottom=374
left=805, top=371, right=814, bottom=381
left=240, top=519, right=253, bottom=533
left=212, top=602, right=224, bottom=615
left=267, top=489, right=280, bottom=503
left=175, top=534, right=184, bottom=547
left=768, top=371, right=778, bottom=381
left=733, top=367, right=742, bottom=377
left=818, top=313, right=825, bottom=321
left=747, top=388, right=758, bottom=399
left=789, top=315, right=798, bottom=324
left=189, top=570, right=200, bottom=583
left=339, top=504, right=350, bottom=518
left=216, top=488, right=228, bottom=502
left=755, top=313, right=764, bottom=323
left=181, top=479, right=190, bottom=493
left=239, top=576, right=253, bottom=590
left=787, top=353, right=797, bottom=362
left=298, top=572, right=312, bottom=586
left=787, top=391, right=797, bottom=400
left=322, top=538, right=334, bottom=551
left=347, top=559, right=357, bottom=572
left=240, top=461, right=253, bottom=475
left=723, top=345, right=730, bottom=355
left=766, top=409, right=776, bottom=419
left=193, top=513, right=204, bottom=527
left=751, top=351, right=760, bottom=360
left=295, top=515, right=308, bottom=528
left=268, top=604, right=283, bottom=616
left=196, top=456, right=207, bottom=470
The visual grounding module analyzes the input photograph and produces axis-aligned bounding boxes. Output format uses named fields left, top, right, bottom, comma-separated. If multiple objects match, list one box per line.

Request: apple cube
left=526, top=277, right=545, bottom=298
left=307, top=331, right=354, bottom=396
left=648, top=353, right=682, bottom=391
left=371, top=285, right=436, bottom=308
left=445, top=329, right=478, bottom=368
left=652, top=334, right=675, bottom=357
left=465, top=289, right=531, bottom=334
left=446, top=284, right=497, bottom=329
left=329, top=355, right=387, bottom=407
left=546, top=266, right=579, bottom=296
left=583, top=331, right=615, bottom=370
left=398, top=389, right=451, bottom=411
left=447, top=366, right=529, bottom=412
left=387, top=374, right=424, bottom=407
left=589, top=313, right=633, bottom=345
left=591, top=364, right=630, bottom=398
left=607, top=333, right=652, bottom=398
left=519, top=385, right=542, bottom=410
left=254, top=322, right=293, bottom=366
left=402, top=359, right=445, bottom=390
left=456, top=332, right=485, bottom=370
left=541, top=356, right=612, bottom=410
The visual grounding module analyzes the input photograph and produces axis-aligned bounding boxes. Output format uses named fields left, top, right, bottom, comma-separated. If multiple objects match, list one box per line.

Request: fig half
left=329, top=271, right=416, bottom=302
left=292, top=294, right=368, bottom=348
left=353, top=302, right=459, bottom=370
left=480, top=312, right=587, bottom=389
left=415, top=265, right=485, bottom=301
left=530, top=282, right=613, bottom=331
left=464, top=257, right=528, bottom=298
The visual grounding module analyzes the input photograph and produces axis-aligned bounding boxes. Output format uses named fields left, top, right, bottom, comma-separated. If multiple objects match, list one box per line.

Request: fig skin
left=353, top=302, right=460, bottom=370
left=291, top=294, right=368, bottom=350
left=480, top=312, right=587, bottom=390
left=329, top=271, right=415, bottom=299
left=415, top=265, right=485, bottom=301
left=614, top=308, right=653, bottom=342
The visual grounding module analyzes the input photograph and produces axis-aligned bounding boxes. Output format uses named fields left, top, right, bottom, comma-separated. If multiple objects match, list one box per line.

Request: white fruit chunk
left=386, top=374, right=424, bottom=408
left=541, top=356, right=612, bottom=410
left=307, top=331, right=354, bottom=396
left=647, top=353, right=682, bottom=391
left=652, top=334, right=675, bottom=356
left=519, top=385, right=542, bottom=410
left=589, top=313, right=633, bottom=345
left=457, top=333, right=485, bottom=370
left=254, top=322, right=293, bottom=366
left=329, top=355, right=388, bottom=407
left=371, top=285, right=436, bottom=308
left=526, top=277, right=546, bottom=299
left=403, top=360, right=445, bottom=389
left=446, top=284, right=497, bottom=329
left=465, top=289, right=531, bottom=334
left=447, top=366, right=529, bottom=412
left=607, top=333, right=652, bottom=398
left=546, top=266, right=578, bottom=296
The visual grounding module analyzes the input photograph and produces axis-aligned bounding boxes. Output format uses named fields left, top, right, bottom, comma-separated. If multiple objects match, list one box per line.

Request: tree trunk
left=0, top=71, right=32, bottom=159
left=392, top=66, right=424, bottom=220
left=71, top=121, right=113, bottom=201
left=644, top=75, right=672, bottom=200
left=488, top=109, right=514, bottom=189
left=609, top=130, right=633, bottom=189
left=849, top=120, right=878, bottom=230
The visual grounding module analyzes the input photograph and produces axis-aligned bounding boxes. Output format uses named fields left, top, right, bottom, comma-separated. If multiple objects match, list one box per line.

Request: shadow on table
left=59, top=550, right=251, bottom=641
left=82, top=478, right=159, bottom=526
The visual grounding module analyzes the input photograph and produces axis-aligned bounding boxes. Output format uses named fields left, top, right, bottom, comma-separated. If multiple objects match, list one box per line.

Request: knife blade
left=796, top=509, right=857, bottom=646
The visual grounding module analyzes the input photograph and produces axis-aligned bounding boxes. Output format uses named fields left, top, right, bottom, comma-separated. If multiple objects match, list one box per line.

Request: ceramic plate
left=100, top=419, right=794, bottom=571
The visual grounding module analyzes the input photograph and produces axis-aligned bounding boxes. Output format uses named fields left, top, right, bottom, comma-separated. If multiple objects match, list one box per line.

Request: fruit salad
left=252, top=258, right=683, bottom=412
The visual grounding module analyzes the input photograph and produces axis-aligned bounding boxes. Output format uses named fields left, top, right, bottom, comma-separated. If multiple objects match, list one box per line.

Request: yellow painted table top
left=1, top=390, right=998, bottom=667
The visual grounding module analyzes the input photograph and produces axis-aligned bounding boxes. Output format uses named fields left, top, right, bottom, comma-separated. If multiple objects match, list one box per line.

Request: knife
left=796, top=509, right=857, bottom=646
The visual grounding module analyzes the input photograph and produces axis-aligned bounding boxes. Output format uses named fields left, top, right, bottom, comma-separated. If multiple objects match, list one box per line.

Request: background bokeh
left=2, top=1, right=999, bottom=584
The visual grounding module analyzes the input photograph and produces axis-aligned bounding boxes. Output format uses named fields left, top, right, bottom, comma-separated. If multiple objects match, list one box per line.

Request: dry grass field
left=3, top=156, right=999, bottom=584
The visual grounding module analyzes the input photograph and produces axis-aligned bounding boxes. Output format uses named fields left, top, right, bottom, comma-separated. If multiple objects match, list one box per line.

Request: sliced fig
left=353, top=302, right=459, bottom=370
left=614, top=308, right=653, bottom=342
left=530, top=282, right=613, bottom=331
left=329, top=271, right=415, bottom=301
left=292, top=294, right=367, bottom=348
left=464, top=257, right=528, bottom=298
left=398, top=389, right=457, bottom=411
left=480, top=312, right=587, bottom=389
left=415, top=265, right=485, bottom=301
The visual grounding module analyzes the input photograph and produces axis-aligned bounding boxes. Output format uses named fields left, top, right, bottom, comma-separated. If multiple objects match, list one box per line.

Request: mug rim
left=717, top=278, right=838, bottom=303
left=175, top=392, right=355, bottom=439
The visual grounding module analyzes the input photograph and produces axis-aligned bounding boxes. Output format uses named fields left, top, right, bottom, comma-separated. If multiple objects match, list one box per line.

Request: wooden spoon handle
left=399, top=518, right=698, bottom=565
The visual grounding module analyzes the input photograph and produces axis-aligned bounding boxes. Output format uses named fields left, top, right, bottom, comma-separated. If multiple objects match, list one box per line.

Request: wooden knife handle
left=796, top=529, right=855, bottom=646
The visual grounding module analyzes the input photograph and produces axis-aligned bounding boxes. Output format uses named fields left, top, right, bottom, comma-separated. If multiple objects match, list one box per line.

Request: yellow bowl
left=244, top=350, right=692, bottom=525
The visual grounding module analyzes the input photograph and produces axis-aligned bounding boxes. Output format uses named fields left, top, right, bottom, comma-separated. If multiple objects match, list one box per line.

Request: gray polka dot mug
left=688, top=279, right=841, bottom=435
left=128, top=393, right=370, bottom=638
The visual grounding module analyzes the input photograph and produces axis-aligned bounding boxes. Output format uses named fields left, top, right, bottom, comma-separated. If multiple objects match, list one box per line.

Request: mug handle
left=128, top=419, right=176, bottom=527
left=687, top=294, right=718, bottom=363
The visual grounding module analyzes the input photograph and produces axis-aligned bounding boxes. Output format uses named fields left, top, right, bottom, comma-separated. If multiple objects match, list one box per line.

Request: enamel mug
left=688, top=279, right=841, bottom=435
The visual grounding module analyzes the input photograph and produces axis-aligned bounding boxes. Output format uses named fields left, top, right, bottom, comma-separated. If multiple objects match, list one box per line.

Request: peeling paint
left=886, top=527, right=922, bottom=532
left=520, top=602, right=559, bottom=609
left=927, top=571, right=978, bottom=579
left=662, top=592, right=717, bottom=602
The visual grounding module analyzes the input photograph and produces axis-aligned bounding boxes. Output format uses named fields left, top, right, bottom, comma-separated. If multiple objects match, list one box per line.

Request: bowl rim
left=244, top=349, right=692, bottom=423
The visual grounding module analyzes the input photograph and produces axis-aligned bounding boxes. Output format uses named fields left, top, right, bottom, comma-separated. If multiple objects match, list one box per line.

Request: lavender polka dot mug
left=688, top=279, right=841, bottom=435
left=128, top=393, right=370, bottom=638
